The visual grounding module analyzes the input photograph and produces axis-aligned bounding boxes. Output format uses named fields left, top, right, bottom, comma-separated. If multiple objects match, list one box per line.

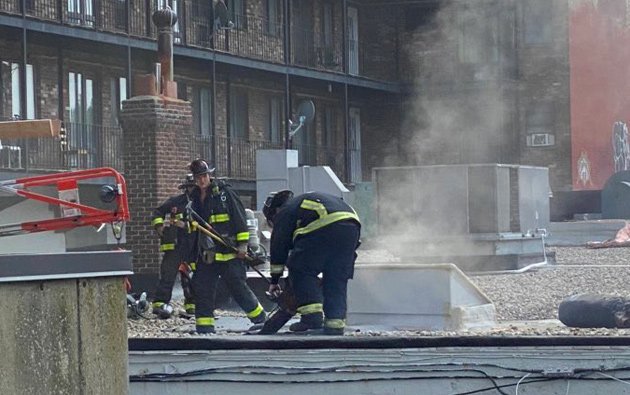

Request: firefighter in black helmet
left=150, top=174, right=197, bottom=318
left=263, top=190, right=361, bottom=335
left=188, top=159, right=266, bottom=334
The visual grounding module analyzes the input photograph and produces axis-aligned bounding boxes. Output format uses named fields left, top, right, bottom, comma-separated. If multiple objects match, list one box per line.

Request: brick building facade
left=0, top=0, right=620, bottom=271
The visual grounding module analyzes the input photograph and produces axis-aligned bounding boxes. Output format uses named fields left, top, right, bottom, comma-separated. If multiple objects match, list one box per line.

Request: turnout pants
left=193, top=258, right=264, bottom=327
left=288, top=221, right=360, bottom=328
left=154, top=248, right=194, bottom=305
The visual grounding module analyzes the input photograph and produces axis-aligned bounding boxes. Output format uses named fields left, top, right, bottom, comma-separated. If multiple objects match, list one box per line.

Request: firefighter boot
left=289, top=312, right=323, bottom=332
left=246, top=310, right=267, bottom=331
left=152, top=302, right=174, bottom=319
left=184, top=303, right=196, bottom=315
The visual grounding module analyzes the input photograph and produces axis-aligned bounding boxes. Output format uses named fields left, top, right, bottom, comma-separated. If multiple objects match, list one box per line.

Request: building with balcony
left=0, top=0, right=403, bottom=209
left=0, top=0, right=626, bottom=223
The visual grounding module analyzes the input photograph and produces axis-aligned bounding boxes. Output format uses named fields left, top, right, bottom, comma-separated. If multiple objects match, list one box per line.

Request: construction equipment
left=0, top=167, right=130, bottom=238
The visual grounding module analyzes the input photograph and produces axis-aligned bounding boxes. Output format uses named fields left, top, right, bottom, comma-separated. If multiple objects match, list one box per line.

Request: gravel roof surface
left=128, top=246, right=630, bottom=338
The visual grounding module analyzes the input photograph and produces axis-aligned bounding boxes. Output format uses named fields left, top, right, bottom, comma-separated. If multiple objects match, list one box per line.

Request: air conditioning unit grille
left=527, top=133, right=555, bottom=147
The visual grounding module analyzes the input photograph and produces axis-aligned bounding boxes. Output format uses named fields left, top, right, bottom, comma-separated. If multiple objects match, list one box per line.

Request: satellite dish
left=296, top=100, right=315, bottom=124
left=289, top=100, right=316, bottom=139
left=214, top=1, right=231, bottom=29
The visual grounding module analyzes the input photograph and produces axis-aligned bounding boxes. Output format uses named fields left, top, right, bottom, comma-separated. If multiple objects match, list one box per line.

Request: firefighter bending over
left=263, top=190, right=361, bottom=335
left=189, top=159, right=267, bottom=334
left=150, top=174, right=197, bottom=319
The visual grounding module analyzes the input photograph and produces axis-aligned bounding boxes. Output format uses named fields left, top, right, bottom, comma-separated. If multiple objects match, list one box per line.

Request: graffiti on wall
left=570, top=2, right=630, bottom=190
left=577, top=150, right=592, bottom=188
left=612, top=121, right=630, bottom=172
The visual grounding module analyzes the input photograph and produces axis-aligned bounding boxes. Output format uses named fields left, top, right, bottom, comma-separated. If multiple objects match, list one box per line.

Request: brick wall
left=119, top=96, right=192, bottom=274
left=516, top=0, right=571, bottom=192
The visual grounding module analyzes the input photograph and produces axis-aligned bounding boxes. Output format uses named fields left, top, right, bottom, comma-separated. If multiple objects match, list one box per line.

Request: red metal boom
left=0, top=167, right=130, bottom=237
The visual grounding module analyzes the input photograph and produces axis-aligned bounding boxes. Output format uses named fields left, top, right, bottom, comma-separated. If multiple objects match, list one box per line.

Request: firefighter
left=150, top=174, right=197, bottom=319
left=263, top=190, right=361, bottom=335
left=188, top=159, right=266, bottom=334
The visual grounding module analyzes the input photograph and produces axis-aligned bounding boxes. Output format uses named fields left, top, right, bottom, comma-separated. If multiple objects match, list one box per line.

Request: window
left=405, top=3, right=440, bottom=32
left=268, top=96, right=282, bottom=143
left=229, top=89, right=248, bottom=139
left=228, top=0, right=247, bottom=29
left=266, top=0, right=281, bottom=36
left=523, top=0, right=553, bottom=45
left=68, top=71, right=96, bottom=167
left=67, top=0, right=94, bottom=26
left=322, top=2, right=333, bottom=47
left=110, top=77, right=127, bottom=125
left=8, top=62, right=35, bottom=120
left=318, top=2, right=336, bottom=67
left=194, top=87, right=213, bottom=137
left=526, top=102, right=553, bottom=135
left=458, top=8, right=498, bottom=65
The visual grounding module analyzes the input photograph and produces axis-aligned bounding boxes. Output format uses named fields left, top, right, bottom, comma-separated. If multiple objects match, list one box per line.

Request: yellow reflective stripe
left=152, top=217, right=164, bottom=226
left=152, top=301, right=165, bottom=308
left=160, top=243, right=175, bottom=251
left=270, top=264, right=284, bottom=274
left=210, top=213, right=230, bottom=223
left=236, top=232, right=250, bottom=241
left=196, top=317, right=215, bottom=326
left=325, top=318, right=345, bottom=329
left=184, top=303, right=195, bottom=310
left=175, top=213, right=184, bottom=219
left=300, top=199, right=328, bottom=218
left=293, top=211, right=360, bottom=240
left=297, top=303, right=323, bottom=315
left=215, top=253, right=236, bottom=261
left=191, top=221, right=198, bottom=231
left=246, top=303, right=264, bottom=318
left=189, top=262, right=196, bottom=271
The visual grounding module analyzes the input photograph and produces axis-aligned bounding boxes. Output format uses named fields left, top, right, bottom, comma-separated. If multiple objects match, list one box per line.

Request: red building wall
left=570, top=0, right=630, bottom=190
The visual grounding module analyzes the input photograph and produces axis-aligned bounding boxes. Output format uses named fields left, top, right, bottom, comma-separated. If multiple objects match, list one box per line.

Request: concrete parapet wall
left=0, top=252, right=131, bottom=395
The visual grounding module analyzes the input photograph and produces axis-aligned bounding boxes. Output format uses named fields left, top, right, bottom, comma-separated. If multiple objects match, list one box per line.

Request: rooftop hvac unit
left=527, top=133, right=555, bottom=147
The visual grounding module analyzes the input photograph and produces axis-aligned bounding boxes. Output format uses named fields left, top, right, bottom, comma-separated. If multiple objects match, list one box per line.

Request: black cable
left=450, top=378, right=557, bottom=395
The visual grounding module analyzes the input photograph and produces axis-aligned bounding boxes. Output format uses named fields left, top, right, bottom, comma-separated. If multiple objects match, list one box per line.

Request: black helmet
left=178, top=173, right=195, bottom=190
left=189, top=159, right=215, bottom=176
left=262, top=190, right=294, bottom=226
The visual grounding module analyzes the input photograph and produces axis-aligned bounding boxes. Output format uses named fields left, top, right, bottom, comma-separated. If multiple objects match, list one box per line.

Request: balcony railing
left=191, top=134, right=285, bottom=180
left=292, top=141, right=346, bottom=181
left=0, top=0, right=399, bottom=81
left=0, top=120, right=347, bottom=181
left=0, top=121, right=123, bottom=172
left=189, top=134, right=347, bottom=181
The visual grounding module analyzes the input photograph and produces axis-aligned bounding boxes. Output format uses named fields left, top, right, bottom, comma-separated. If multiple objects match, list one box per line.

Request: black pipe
left=130, top=335, right=630, bottom=351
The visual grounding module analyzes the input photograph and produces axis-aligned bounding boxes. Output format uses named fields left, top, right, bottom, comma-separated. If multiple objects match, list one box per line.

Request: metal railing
left=0, top=0, right=399, bottom=81
left=0, top=121, right=123, bottom=172
left=291, top=26, right=343, bottom=72
left=291, top=141, right=346, bottom=181
left=0, top=120, right=347, bottom=181
left=191, top=134, right=285, bottom=180
left=190, top=135, right=347, bottom=181
left=215, top=13, right=285, bottom=63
